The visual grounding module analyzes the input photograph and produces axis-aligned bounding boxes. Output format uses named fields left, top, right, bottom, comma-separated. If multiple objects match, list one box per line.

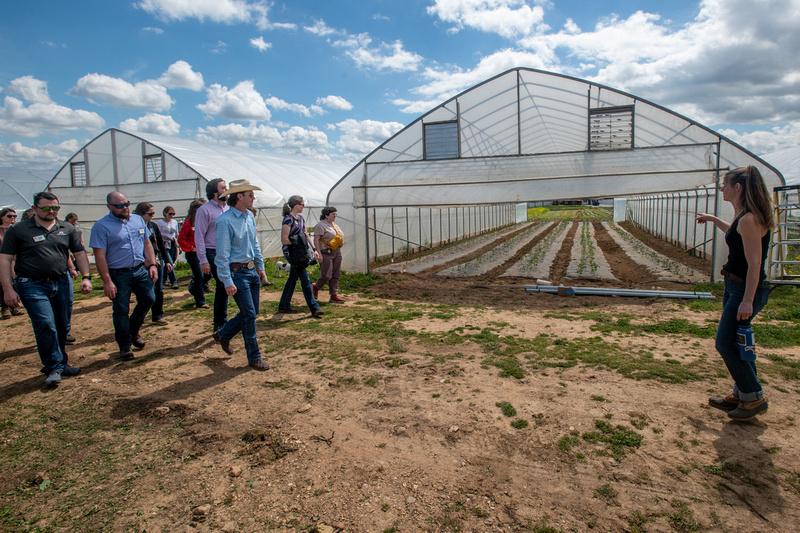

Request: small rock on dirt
left=314, top=524, right=336, bottom=533
left=154, top=406, right=170, bottom=416
left=297, top=404, right=312, bottom=413
left=221, top=521, right=237, bottom=532
left=406, top=496, right=416, bottom=504
left=192, top=504, right=211, bottom=521
left=393, top=425, right=408, bottom=436
left=33, top=472, right=47, bottom=485
left=229, top=465, right=242, bottom=478
left=448, top=425, right=459, bottom=433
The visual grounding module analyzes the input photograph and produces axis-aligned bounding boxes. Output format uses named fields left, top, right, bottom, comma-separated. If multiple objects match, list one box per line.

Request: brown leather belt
left=721, top=269, right=745, bottom=283
left=230, top=261, right=256, bottom=271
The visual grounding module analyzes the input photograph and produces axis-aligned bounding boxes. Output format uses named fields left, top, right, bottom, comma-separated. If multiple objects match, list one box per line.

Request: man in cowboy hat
left=212, top=179, right=270, bottom=370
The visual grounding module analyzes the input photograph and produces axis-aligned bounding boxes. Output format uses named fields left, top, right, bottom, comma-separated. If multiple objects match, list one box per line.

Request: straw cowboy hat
left=226, top=179, right=262, bottom=195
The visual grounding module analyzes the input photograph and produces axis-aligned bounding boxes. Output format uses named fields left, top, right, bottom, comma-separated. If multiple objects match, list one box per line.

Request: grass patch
left=594, top=484, right=618, bottom=505
left=528, top=205, right=612, bottom=222
left=668, top=500, right=701, bottom=532
left=511, top=419, right=529, bottom=429
left=582, top=419, right=643, bottom=460
left=558, top=434, right=581, bottom=453
left=496, top=401, right=517, bottom=417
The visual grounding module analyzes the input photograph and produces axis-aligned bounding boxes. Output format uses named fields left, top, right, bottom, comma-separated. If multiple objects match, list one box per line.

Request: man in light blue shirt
left=90, top=191, right=158, bottom=360
left=213, top=180, right=269, bottom=370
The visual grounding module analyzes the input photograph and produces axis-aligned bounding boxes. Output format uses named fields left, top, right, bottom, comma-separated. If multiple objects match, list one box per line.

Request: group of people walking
left=0, top=167, right=777, bottom=421
left=0, top=178, right=345, bottom=385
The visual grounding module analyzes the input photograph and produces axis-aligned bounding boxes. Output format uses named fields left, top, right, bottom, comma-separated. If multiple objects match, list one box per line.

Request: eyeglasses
left=36, top=205, right=61, bottom=212
left=109, top=202, right=131, bottom=209
left=146, top=212, right=155, bottom=216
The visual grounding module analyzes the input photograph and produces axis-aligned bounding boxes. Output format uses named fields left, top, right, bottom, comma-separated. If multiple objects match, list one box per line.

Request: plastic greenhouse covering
left=328, top=68, right=784, bottom=272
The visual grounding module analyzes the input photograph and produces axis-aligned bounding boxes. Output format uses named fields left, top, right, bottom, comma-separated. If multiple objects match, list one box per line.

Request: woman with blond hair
left=697, top=166, right=775, bottom=420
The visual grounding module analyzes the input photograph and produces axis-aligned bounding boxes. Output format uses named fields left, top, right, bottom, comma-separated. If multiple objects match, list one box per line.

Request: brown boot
left=0, top=307, right=10, bottom=320
left=708, top=394, right=739, bottom=412
left=728, top=398, right=769, bottom=420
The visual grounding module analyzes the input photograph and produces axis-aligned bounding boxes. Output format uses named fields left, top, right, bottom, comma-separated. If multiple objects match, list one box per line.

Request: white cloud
left=303, top=19, right=337, bottom=36
left=427, top=0, right=547, bottom=38
left=142, top=26, right=164, bottom=34
left=265, top=96, right=323, bottom=117
left=211, top=40, right=228, bottom=54
left=249, top=36, right=272, bottom=52
left=719, top=122, right=800, bottom=156
left=0, top=139, right=81, bottom=168
left=346, top=38, right=422, bottom=72
left=73, top=73, right=173, bottom=111
left=372, top=13, right=390, bottom=22
left=197, top=81, right=270, bottom=120
left=316, top=95, right=353, bottom=111
left=0, top=96, right=105, bottom=137
left=333, top=118, right=404, bottom=155
left=196, top=122, right=329, bottom=157
left=135, top=0, right=270, bottom=29
left=7, top=76, right=51, bottom=104
left=158, top=60, right=204, bottom=91
left=119, top=113, right=181, bottom=136
left=390, top=97, right=442, bottom=114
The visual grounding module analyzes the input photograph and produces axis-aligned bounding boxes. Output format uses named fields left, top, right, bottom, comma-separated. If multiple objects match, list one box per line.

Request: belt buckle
left=246, top=260, right=255, bottom=269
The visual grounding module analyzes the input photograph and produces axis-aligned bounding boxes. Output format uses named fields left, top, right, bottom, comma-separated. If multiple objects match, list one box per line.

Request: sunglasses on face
left=146, top=212, right=155, bottom=216
left=167, top=212, right=175, bottom=216
left=36, top=205, right=61, bottom=213
left=3, top=214, right=16, bottom=219
left=109, top=202, right=131, bottom=209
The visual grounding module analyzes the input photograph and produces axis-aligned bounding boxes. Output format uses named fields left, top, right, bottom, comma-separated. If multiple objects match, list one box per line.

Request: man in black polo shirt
left=0, top=192, right=93, bottom=387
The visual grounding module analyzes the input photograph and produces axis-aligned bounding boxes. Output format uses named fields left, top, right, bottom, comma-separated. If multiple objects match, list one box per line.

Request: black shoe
left=708, top=394, right=739, bottom=412
left=119, top=350, right=135, bottom=361
left=132, top=336, right=145, bottom=350
left=152, top=317, right=168, bottom=325
left=249, top=359, right=270, bottom=371
left=65, top=334, right=76, bottom=345
left=311, top=309, right=325, bottom=319
left=213, top=331, right=234, bottom=355
left=62, top=366, right=81, bottom=377
left=44, top=370, right=62, bottom=387
left=278, top=307, right=301, bottom=314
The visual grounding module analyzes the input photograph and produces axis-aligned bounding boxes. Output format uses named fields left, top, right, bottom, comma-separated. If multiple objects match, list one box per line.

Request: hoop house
left=47, top=128, right=348, bottom=257
left=328, top=67, right=784, bottom=273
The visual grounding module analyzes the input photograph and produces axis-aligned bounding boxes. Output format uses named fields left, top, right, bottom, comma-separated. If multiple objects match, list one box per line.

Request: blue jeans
left=166, top=244, right=178, bottom=285
left=109, top=265, right=155, bottom=352
left=185, top=251, right=208, bottom=307
left=205, top=249, right=228, bottom=331
left=66, top=271, right=74, bottom=336
left=15, top=275, right=72, bottom=373
left=151, top=262, right=165, bottom=320
left=279, top=265, right=320, bottom=312
left=218, top=268, right=262, bottom=363
left=716, top=278, right=770, bottom=401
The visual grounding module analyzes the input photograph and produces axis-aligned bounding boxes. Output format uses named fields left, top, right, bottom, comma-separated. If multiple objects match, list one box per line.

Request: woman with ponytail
left=697, top=166, right=774, bottom=420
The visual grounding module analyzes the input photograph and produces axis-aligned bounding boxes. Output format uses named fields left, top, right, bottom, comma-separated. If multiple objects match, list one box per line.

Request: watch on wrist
left=82, top=274, right=92, bottom=280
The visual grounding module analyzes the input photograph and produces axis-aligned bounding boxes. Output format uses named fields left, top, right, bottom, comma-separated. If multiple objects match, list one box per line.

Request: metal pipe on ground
left=524, top=285, right=715, bottom=299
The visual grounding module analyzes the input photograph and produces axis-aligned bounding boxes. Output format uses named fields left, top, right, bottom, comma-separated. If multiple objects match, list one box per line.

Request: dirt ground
left=2, top=228, right=799, bottom=532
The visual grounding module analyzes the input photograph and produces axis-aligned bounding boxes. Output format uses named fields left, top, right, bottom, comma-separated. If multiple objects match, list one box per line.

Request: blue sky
left=1, top=0, right=798, bottom=176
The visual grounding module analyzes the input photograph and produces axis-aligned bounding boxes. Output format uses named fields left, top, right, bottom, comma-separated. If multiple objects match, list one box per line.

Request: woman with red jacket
left=179, top=199, right=210, bottom=308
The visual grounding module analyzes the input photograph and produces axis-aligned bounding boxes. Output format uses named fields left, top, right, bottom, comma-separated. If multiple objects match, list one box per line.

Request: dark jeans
left=185, top=251, right=208, bottom=307
left=151, top=262, right=165, bottom=320
left=166, top=244, right=178, bottom=285
left=205, top=249, right=228, bottom=331
left=218, top=268, right=262, bottom=363
left=15, top=275, right=72, bottom=373
left=315, top=249, right=342, bottom=296
left=279, top=264, right=320, bottom=312
left=109, top=265, right=155, bottom=352
left=716, top=278, right=770, bottom=401
left=66, top=271, right=74, bottom=336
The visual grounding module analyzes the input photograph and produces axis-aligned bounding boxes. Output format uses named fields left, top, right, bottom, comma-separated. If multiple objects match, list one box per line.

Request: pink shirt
left=193, top=200, right=228, bottom=265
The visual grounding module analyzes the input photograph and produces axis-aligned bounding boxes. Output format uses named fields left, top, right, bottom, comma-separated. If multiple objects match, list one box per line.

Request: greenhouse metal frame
left=328, top=67, right=785, bottom=275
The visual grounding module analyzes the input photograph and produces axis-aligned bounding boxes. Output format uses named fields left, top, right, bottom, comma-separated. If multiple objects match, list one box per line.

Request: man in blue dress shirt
left=90, top=192, right=158, bottom=360
left=213, top=179, right=269, bottom=370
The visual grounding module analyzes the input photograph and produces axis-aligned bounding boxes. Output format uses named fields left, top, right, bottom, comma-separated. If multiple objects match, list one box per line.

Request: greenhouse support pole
left=692, top=192, right=699, bottom=255
left=405, top=207, right=410, bottom=255
left=683, top=192, right=689, bottom=250
left=710, top=143, right=722, bottom=283
left=363, top=165, right=371, bottom=273
left=391, top=208, right=395, bottom=258
left=703, top=190, right=710, bottom=260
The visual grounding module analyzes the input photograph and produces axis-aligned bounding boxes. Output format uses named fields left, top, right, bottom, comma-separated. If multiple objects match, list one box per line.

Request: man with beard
left=90, top=192, right=158, bottom=360
left=0, top=192, right=92, bottom=386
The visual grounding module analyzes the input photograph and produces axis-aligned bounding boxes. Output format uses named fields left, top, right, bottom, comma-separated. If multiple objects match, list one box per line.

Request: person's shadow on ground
left=710, top=419, right=785, bottom=525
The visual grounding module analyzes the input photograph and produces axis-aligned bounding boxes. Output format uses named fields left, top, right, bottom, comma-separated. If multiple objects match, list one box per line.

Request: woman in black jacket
left=135, top=202, right=173, bottom=325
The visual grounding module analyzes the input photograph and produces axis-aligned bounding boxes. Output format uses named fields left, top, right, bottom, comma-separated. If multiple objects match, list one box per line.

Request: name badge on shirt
left=33, top=235, right=45, bottom=242
left=138, top=228, right=145, bottom=235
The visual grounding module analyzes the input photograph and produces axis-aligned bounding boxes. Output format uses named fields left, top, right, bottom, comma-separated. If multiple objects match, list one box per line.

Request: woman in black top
left=135, top=202, right=173, bottom=325
left=697, top=166, right=774, bottom=420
